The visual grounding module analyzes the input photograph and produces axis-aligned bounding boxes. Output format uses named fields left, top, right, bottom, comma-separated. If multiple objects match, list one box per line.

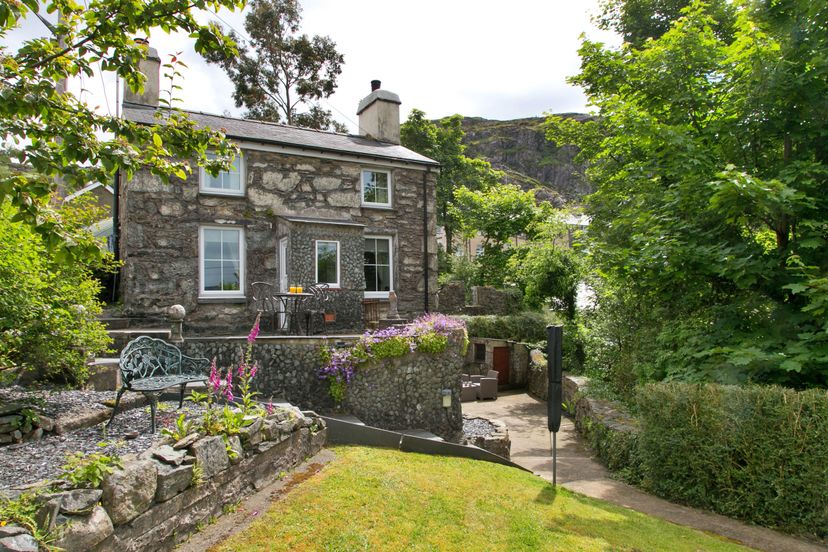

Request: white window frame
left=199, top=225, right=246, bottom=298
left=364, top=235, right=393, bottom=299
left=360, top=169, right=392, bottom=208
left=199, top=151, right=245, bottom=197
left=315, top=240, right=340, bottom=288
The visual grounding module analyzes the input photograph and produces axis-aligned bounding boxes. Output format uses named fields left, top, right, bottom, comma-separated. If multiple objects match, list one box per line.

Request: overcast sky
left=6, top=0, right=620, bottom=133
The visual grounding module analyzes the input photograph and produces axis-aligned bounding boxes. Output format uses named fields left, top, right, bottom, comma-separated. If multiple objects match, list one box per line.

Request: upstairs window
left=200, top=152, right=244, bottom=196
left=361, top=169, right=391, bottom=207
left=200, top=226, right=245, bottom=297
left=315, top=240, right=340, bottom=288
left=364, top=236, right=392, bottom=297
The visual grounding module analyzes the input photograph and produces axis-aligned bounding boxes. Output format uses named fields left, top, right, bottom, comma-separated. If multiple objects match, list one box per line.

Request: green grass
left=213, top=446, right=751, bottom=552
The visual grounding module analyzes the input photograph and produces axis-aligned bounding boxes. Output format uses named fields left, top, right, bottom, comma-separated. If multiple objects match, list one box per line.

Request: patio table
left=274, top=292, right=313, bottom=335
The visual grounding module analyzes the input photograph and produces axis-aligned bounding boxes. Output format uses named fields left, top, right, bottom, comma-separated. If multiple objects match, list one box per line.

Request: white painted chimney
left=123, top=38, right=161, bottom=107
left=357, top=80, right=401, bottom=144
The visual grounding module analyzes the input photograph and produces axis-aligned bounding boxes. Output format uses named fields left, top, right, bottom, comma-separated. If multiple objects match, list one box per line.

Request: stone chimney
left=357, top=80, right=401, bottom=144
left=123, top=38, right=161, bottom=107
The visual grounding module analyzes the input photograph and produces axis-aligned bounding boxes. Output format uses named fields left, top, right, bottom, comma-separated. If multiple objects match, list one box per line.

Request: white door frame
left=278, top=237, right=288, bottom=329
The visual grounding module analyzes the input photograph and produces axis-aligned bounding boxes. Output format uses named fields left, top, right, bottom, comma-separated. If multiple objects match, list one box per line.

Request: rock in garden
left=0, top=527, right=26, bottom=538
left=239, top=418, right=263, bottom=447
left=52, top=505, right=113, bottom=551
left=155, top=462, right=193, bottom=502
left=0, top=532, right=39, bottom=552
left=152, top=444, right=186, bottom=466
left=34, top=496, right=62, bottom=532
left=59, top=488, right=103, bottom=515
left=101, top=460, right=158, bottom=525
left=0, top=403, right=24, bottom=416
left=172, top=433, right=199, bottom=450
left=226, top=436, right=243, bottom=465
left=191, top=436, right=229, bottom=479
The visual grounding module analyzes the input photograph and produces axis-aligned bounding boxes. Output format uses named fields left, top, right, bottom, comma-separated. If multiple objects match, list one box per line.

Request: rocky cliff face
left=460, top=114, right=592, bottom=206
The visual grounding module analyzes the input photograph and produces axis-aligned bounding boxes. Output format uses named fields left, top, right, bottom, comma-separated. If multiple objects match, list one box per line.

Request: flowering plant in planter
left=318, top=313, right=467, bottom=404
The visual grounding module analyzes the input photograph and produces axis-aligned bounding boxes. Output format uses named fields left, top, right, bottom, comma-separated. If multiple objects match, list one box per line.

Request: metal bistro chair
left=303, top=283, right=332, bottom=335
left=251, top=281, right=285, bottom=333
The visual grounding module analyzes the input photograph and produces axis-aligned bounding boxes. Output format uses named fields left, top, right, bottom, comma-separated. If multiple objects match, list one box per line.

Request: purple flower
left=247, top=315, right=261, bottom=343
left=225, top=369, right=234, bottom=401
left=265, top=402, right=274, bottom=415
left=208, top=358, right=221, bottom=393
left=250, top=362, right=258, bottom=379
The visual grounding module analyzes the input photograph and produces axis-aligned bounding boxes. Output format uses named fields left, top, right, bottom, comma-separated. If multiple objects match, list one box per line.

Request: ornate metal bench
left=108, top=336, right=211, bottom=433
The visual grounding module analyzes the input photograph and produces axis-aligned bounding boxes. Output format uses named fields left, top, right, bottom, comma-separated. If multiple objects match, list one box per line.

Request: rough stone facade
left=181, top=331, right=466, bottom=441
left=119, top=148, right=438, bottom=335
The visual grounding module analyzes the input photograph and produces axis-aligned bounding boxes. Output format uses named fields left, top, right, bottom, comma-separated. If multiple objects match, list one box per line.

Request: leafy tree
left=0, top=0, right=242, bottom=263
left=0, top=198, right=111, bottom=384
left=506, top=215, right=581, bottom=317
left=452, top=184, right=539, bottom=287
left=206, top=0, right=345, bottom=131
left=401, top=109, right=501, bottom=255
left=595, top=0, right=736, bottom=46
left=549, top=1, right=828, bottom=387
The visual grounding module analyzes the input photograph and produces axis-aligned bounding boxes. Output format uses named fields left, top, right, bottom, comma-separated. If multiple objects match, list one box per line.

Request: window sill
left=198, top=296, right=247, bottom=304
left=364, top=292, right=390, bottom=299
left=361, top=204, right=394, bottom=210
left=198, top=189, right=246, bottom=198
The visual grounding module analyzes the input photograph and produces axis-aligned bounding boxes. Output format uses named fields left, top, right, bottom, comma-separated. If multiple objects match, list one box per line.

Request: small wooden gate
left=493, top=346, right=510, bottom=386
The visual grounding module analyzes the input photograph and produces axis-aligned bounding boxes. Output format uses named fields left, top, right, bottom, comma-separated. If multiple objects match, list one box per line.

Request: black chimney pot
left=371, top=80, right=381, bottom=92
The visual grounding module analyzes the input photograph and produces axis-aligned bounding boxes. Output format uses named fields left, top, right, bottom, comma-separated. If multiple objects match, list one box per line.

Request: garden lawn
left=212, top=446, right=751, bottom=552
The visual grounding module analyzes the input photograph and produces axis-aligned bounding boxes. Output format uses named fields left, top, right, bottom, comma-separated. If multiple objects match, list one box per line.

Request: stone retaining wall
left=15, top=408, right=326, bottom=552
left=181, top=331, right=466, bottom=440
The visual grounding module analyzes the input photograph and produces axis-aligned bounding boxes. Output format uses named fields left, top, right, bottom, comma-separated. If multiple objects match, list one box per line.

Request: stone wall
left=18, top=408, right=326, bottom=552
left=344, top=331, right=466, bottom=441
left=181, top=331, right=466, bottom=440
left=435, top=283, right=521, bottom=316
left=119, top=149, right=438, bottom=335
left=462, top=338, right=530, bottom=387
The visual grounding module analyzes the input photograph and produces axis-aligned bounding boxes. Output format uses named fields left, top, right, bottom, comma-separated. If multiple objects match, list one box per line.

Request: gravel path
left=0, top=386, right=207, bottom=489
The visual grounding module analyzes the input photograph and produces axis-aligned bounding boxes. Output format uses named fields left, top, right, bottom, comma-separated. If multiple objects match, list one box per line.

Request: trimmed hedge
left=459, top=312, right=552, bottom=344
left=635, top=383, right=828, bottom=538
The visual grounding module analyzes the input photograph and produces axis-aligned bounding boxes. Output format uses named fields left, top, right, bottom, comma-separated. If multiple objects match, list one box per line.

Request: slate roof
left=122, top=103, right=439, bottom=167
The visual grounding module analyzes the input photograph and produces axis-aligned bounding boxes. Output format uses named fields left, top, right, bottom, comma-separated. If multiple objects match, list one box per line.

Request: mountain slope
left=459, top=115, right=591, bottom=206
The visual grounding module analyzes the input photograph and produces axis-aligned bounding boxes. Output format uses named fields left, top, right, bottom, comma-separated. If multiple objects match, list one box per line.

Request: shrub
left=460, top=312, right=553, bottom=343
left=61, top=451, right=123, bottom=488
left=635, top=383, right=828, bottom=538
left=0, top=201, right=111, bottom=384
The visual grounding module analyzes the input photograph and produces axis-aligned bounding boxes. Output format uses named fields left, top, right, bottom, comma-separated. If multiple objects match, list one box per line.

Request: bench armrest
left=181, top=355, right=211, bottom=377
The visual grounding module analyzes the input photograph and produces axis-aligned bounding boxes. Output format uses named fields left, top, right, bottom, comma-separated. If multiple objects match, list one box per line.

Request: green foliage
left=551, top=1, right=828, bottom=387
left=579, top=415, right=642, bottom=484
left=61, top=451, right=123, bottom=488
left=204, top=0, right=345, bottom=130
left=506, top=216, right=582, bottom=317
left=401, top=109, right=502, bottom=253
left=0, top=202, right=111, bottom=383
left=415, top=332, right=449, bottom=354
left=161, top=413, right=197, bottom=441
left=595, top=0, right=736, bottom=47
left=363, top=336, right=410, bottom=360
left=0, top=0, right=242, bottom=262
left=635, top=383, right=828, bottom=537
left=461, top=312, right=553, bottom=344
left=0, top=491, right=53, bottom=548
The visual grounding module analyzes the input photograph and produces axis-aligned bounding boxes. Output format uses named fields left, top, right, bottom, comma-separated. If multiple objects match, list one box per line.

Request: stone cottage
left=117, top=45, right=439, bottom=334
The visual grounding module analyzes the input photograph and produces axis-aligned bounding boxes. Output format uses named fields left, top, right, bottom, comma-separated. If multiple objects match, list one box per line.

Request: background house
left=117, top=45, right=439, bottom=335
